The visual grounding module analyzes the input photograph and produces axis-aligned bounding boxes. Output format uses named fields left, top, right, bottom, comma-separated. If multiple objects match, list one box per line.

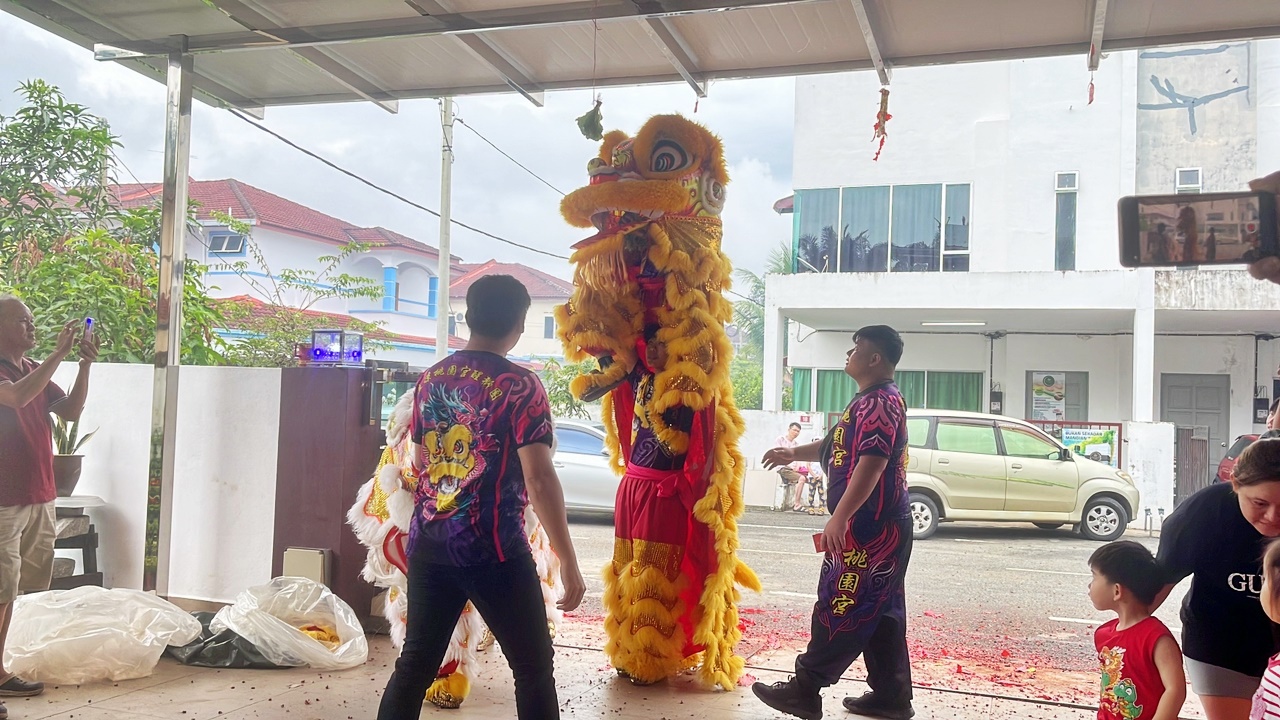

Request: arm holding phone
left=1248, top=171, right=1280, bottom=284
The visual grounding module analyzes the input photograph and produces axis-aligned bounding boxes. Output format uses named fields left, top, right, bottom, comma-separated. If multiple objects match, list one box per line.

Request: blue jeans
left=376, top=550, right=558, bottom=719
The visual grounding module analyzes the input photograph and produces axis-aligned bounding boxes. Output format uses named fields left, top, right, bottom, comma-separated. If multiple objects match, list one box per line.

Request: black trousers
left=376, top=550, right=558, bottom=720
left=795, top=516, right=913, bottom=706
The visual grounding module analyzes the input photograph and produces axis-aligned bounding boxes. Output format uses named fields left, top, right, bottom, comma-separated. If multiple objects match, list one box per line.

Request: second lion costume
left=555, top=114, right=760, bottom=690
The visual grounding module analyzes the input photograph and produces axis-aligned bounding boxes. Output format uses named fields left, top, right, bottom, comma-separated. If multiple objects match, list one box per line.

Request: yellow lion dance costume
left=348, top=392, right=563, bottom=708
left=555, top=114, right=761, bottom=690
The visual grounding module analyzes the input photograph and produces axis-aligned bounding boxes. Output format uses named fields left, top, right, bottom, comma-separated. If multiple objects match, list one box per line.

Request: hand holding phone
left=1119, top=191, right=1277, bottom=268
left=84, top=317, right=94, bottom=341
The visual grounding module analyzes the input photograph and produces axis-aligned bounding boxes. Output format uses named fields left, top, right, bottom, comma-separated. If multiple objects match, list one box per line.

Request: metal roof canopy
left=5, top=0, right=1280, bottom=114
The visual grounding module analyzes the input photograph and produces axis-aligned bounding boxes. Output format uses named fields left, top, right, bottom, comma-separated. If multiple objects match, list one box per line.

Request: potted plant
left=51, top=416, right=96, bottom=497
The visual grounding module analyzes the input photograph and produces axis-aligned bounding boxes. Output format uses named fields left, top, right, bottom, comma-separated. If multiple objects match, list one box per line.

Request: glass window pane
left=1055, top=192, right=1077, bottom=272
left=944, top=184, right=970, bottom=251
left=895, top=370, right=926, bottom=408
left=943, top=255, right=970, bottom=272
left=795, top=189, right=840, bottom=273
left=891, top=184, right=942, bottom=272
left=927, top=372, right=983, bottom=412
left=935, top=422, right=999, bottom=455
left=791, top=368, right=812, bottom=411
left=839, top=186, right=890, bottom=272
left=557, top=428, right=604, bottom=454
left=906, top=417, right=930, bottom=448
left=544, top=316, right=556, bottom=339
left=1001, top=426, right=1060, bottom=459
left=816, top=369, right=858, bottom=413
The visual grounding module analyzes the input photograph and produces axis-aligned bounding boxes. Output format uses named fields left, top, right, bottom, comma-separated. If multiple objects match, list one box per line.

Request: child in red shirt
left=1089, top=541, right=1186, bottom=720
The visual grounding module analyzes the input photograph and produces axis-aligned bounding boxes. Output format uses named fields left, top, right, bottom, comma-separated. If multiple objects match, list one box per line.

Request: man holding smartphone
left=0, top=296, right=98, bottom=711
left=1248, top=171, right=1280, bottom=284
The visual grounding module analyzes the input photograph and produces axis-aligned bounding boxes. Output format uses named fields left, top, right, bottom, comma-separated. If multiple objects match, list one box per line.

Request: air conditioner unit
left=453, top=311, right=466, bottom=324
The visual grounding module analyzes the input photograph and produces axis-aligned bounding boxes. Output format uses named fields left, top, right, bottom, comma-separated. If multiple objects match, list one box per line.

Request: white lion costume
left=348, top=391, right=564, bottom=708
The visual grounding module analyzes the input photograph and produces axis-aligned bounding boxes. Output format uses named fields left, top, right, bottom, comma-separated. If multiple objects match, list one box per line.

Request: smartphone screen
left=1119, top=191, right=1276, bottom=268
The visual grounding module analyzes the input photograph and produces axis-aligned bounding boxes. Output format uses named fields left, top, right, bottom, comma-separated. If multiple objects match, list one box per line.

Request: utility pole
left=435, top=98, right=454, bottom=358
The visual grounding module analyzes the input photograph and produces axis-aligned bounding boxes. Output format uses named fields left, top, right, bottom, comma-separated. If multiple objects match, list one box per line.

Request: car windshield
left=1225, top=436, right=1256, bottom=459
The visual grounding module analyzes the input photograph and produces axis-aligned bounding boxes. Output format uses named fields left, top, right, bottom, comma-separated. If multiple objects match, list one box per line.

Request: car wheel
left=909, top=493, right=939, bottom=540
left=1080, top=497, right=1128, bottom=542
left=1033, top=522, right=1064, bottom=530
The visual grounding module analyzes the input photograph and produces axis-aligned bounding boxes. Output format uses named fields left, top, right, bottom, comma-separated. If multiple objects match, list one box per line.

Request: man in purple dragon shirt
left=754, top=325, right=915, bottom=720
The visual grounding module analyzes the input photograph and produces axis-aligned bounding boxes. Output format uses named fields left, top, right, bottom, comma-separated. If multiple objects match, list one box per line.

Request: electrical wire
left=454, top=116, right=565, bottom=196
left=227, top=108, right=570, bottom=261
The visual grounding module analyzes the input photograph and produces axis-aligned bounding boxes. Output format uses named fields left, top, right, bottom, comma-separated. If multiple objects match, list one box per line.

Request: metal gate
left=1174, top=425, right=1211, bottom=507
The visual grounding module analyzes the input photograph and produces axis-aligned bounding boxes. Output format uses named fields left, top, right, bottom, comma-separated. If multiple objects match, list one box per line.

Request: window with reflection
left=839, top=186, right=890, bottom=272
left=794, top=189, right=839, bottom=273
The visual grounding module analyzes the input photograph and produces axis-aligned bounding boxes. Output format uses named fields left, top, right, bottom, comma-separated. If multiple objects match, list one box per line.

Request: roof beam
left=1087, top=0, right=1110, bottom=71
left=847, top=0, right=890, bottom=86
left=94, top=0, right=815, bottom=56
left=642, top=17, right=707, bottom=97
left=5, top=0, right=266, bottom=112
left=198, top=0, right=399, bottom=113
left=406, top=0, right=545, bottom=107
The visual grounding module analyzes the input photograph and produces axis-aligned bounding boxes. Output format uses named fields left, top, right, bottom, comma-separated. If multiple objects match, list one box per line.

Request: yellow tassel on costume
left=425, top=671, right=470, bottom=709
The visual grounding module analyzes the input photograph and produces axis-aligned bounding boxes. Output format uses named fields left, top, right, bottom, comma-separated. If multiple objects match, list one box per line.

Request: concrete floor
left=6, top=627, right=1144, bottom=720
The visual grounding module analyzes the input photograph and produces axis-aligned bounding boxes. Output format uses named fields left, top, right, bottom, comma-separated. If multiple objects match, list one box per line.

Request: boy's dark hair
left=788, top=422, right=802, bottom=430
left=465, top=275, right=531, bottom=339
left=854, top=325, right=904, bottom=366
left=1089, top=541, right=1163, bottom=606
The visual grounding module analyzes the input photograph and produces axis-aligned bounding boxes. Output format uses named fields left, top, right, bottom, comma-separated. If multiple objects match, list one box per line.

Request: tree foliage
left=0, top=80, right=119, bottom=261
left=540, top=357, right=599, bottom=420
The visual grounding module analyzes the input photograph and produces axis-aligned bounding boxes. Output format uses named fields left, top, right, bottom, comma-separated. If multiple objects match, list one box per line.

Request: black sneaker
left=0, top=675, right=42, bottom=697
left=842, top=692, right=914, bottom=719
left=752, top=676, right=823, bottom=720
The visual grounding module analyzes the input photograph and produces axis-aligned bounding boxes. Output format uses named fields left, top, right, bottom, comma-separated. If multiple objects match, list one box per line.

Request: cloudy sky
left=0, top=13, right=795, bottom=279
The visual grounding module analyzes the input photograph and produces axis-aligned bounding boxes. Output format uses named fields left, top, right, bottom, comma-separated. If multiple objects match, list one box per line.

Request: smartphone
left=1119, top=191, right=1277, bottom=268
left=84, top=317, right=94, bottom=340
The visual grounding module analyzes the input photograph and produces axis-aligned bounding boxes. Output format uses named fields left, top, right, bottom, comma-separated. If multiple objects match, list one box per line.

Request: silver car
left=554, top=420, right=620, bottom=514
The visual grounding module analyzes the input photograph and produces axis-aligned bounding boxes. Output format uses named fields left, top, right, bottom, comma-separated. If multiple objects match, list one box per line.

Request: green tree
left=213, top=212, right=388, bottom=367
left=4, top=229, right=226, bottom=364
left=731, top=241, right=794, bottom=410
left=0, top=80, right=118, bottom=260
left=540, top=357, right=599, bottom=420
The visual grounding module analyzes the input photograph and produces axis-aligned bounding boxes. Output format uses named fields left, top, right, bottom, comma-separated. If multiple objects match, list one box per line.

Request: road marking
left=770, top=591, right=819, bottom=600
left=740, top=523, right=821, bottom=532
left=1008, top=568, right=1091, bottom=577
left=952, top=538, right=993, bottom=544
left=740, top=548, right=821, bottom=558
left=1050, top=616, right=1181, bottom=632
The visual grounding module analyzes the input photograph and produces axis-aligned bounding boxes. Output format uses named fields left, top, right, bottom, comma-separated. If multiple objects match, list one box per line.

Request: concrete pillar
left=1132, top=307, right=1156, bottom=422
left=763, top=302, right=786, bottom=412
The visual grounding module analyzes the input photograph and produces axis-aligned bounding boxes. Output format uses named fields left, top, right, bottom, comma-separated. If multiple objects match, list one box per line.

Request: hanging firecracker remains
left=872, top=87, right=892, bottom=161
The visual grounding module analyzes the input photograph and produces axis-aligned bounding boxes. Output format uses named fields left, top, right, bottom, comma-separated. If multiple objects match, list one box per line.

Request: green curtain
left=816, top=369, right=858, bottom=412
left=895, top=371, right=926, bottom=408
left=792, top=368, right=812, bottom=411
left=926, top=371, right=984, bottom=412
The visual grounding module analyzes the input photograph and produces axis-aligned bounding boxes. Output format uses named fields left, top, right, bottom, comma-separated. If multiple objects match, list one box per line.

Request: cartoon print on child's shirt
left=1100, top=646, right=1144, bottom=720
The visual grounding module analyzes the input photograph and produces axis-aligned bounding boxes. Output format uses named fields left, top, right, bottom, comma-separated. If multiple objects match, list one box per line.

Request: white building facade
left=765, top=40, right=1280, bottom=465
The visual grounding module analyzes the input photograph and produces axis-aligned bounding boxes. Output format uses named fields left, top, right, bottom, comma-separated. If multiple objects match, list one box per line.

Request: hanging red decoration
left=1088, top=71, right=1096, bottom=105
left=872, top=87, right=892, bottom=161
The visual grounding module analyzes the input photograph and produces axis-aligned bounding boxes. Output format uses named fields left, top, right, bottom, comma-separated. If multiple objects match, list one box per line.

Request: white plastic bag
left=210, top=577, right=368, bottom=670
left=5, top=587, right=201, bottom=684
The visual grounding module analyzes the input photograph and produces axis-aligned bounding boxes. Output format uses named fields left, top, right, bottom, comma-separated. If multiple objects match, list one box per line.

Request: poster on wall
left=1031, top=372, right=1067, bottom=421
left=1062, top=428, right=1119, bottom=468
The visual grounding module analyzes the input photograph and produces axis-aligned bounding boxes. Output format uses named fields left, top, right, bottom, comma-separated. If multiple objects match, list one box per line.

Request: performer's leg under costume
left=794, top=517, right=913, bottom=706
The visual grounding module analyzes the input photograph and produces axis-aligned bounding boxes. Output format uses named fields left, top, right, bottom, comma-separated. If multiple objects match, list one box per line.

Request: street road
left=563, top=509, right=1186, bottom=707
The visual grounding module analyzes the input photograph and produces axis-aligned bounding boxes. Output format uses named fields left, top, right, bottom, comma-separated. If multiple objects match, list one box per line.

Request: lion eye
left=649, top=139, right=690, bottom=173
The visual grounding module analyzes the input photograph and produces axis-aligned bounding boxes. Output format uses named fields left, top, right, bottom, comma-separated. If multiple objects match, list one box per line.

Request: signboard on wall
left=1062, top=428, right=1119, bottom=468
left=1031, top=372, right=1067, bottom=421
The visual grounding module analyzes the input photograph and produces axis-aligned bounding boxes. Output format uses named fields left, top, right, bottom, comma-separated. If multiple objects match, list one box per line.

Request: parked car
left=554, top=420, right=620, bottom=514
left=1216, top=434, right=1259, bottom=483
left=904, top=410, right=1140, bottom=542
